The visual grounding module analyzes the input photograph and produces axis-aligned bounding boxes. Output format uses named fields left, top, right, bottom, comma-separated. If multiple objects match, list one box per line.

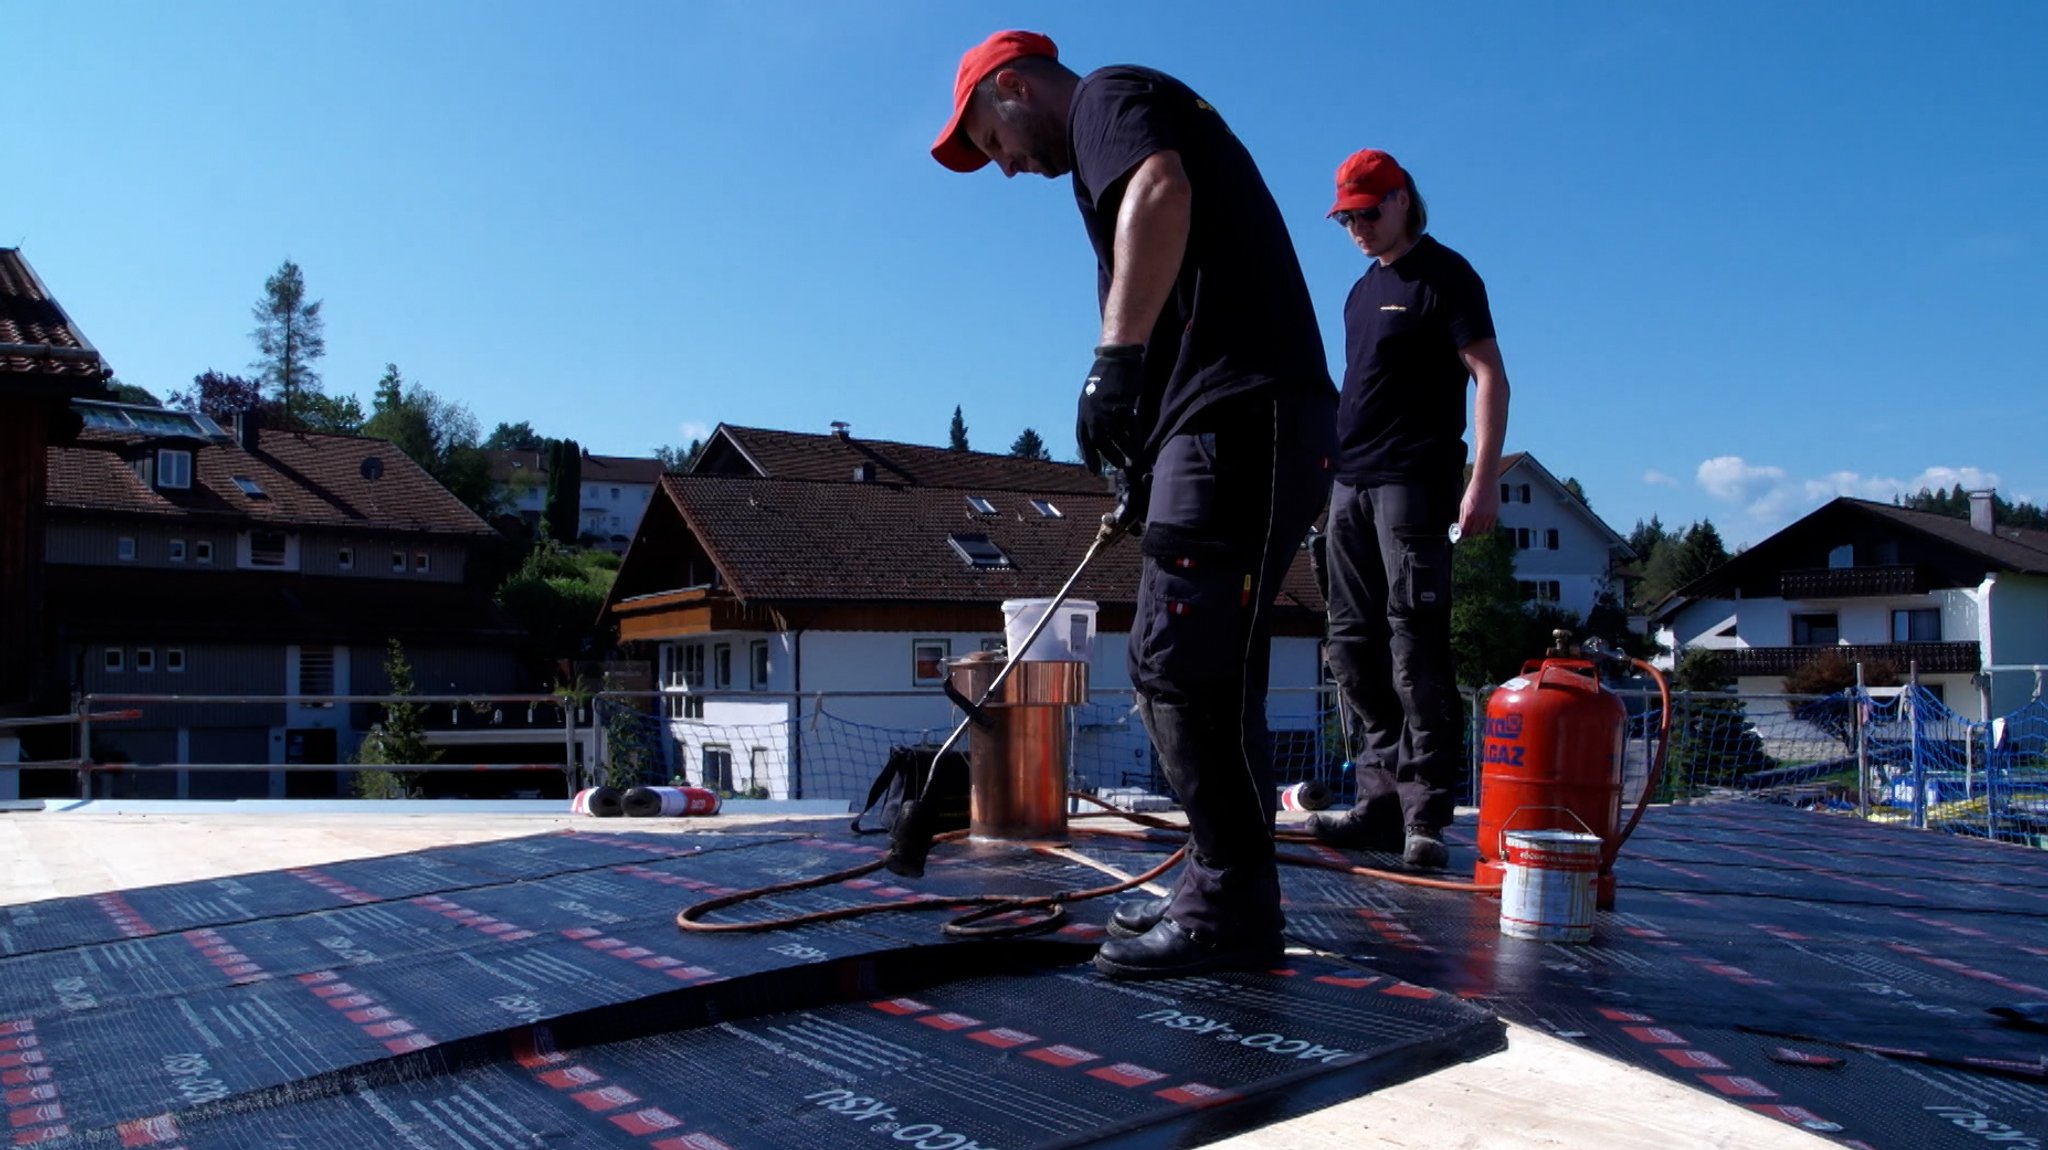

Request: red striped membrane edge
left=1502, top=846, right=1601, bottom=873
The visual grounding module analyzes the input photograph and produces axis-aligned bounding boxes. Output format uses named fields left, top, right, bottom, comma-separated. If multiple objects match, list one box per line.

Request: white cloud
left=1692, top=457, right=2006, bottom=538
left=1801, top=465, right=2000, bottom=504
left=1642, top=469, right=1677, bottom=486
left=677, top=421, right=712, bottom=444
left=1696, top=456, right=1786, bottom=505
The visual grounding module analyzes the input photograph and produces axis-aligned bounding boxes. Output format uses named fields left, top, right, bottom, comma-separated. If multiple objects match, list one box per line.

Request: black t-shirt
left=1068, top=66, right=1332, bottom=453
left=1335, top=235, right=1494, bottom=484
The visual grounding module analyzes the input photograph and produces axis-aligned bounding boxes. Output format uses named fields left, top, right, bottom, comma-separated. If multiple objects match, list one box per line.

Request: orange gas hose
left=676, top=792, right=1500, bottom=935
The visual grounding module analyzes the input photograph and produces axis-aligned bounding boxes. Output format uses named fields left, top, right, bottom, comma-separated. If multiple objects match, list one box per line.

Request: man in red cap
left=1306, top=149, right=1511, bottom=870
left=932, top=32, right=1336, bottom=980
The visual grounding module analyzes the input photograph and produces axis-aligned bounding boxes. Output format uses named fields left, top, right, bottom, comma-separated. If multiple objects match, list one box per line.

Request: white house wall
left=1985, top=572, right=2048, bottom=715
left=652, top=628, right=1329, bottom=801
left=1494, top=460, right=1628, bottom=621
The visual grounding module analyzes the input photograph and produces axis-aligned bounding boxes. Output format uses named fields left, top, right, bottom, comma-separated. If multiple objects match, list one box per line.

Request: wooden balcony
left=1724, top=641, right=1981, bottom=677
left=1779, top=565, right=1924, bottom=599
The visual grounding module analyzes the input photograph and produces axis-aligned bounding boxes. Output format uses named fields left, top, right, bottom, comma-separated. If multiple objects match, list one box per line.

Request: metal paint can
left=1498, top=829, right=1601, bottom=942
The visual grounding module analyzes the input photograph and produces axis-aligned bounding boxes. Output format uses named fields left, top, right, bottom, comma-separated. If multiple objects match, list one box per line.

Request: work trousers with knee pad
left=1127, top=389, right=1334, bottom=940
left=1322, top=474, right=1464, bottom=838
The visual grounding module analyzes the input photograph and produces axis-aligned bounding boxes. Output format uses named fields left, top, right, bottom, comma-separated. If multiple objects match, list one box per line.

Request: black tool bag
left=850, top=745, right=970, bottom=836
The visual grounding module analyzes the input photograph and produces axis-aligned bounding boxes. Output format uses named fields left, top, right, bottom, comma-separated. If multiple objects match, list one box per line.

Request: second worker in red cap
left=1306, top=149, right=1513, bottom=869
left=932, top=31, right=1337, bottom=980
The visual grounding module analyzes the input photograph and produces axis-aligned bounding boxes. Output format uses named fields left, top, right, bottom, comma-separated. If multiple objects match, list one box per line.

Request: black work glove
left=1106, top=467, right=1149, bottom=536
left=1075, top=343, right=1146, bottom=474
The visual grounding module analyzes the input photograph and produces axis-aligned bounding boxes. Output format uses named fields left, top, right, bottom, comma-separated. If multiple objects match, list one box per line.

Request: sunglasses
left=1332, top=205, right=1386, bottom=227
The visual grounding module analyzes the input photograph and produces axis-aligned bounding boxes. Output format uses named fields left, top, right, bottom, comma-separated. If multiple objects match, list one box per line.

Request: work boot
left=1403, top=826, right=1449, bottom=870
left=1092, top=917, right=1285, bottom=982
left=1303, top=809, right=1405, bottom=853
left=1106, top=895, right=1168, bottom=939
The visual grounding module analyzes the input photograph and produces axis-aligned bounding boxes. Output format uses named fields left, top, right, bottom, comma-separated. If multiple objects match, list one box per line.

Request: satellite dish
left=359, top=457, right=384, bottom=481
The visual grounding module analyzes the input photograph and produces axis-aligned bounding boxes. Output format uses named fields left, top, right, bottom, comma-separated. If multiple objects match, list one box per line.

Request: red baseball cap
left=931, top=30, right=1059, bottom=172
left=1328, top=149, right=1407, bottom=216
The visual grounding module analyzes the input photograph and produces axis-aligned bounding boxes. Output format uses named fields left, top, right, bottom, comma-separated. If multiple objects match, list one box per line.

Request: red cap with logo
left=1328, top=149, right=1407, bottom=216
left=931, top=30, right=1059, bottom=172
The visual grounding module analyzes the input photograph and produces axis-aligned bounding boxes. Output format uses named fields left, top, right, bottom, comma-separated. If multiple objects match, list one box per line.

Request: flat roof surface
left=0, top=802, right=1859, bottom=1148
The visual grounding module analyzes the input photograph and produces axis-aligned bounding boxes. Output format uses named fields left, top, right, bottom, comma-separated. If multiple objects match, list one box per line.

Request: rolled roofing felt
left=571, top=786, right=625, bottom=818
left=622, top=785, right=721, bottom=817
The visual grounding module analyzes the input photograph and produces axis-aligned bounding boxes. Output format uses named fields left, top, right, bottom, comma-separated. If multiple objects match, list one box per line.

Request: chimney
left=234, top=406, right=260, bottom=450
left=830, top=421, right=851, bottom=440
left=1969, top=489, right=1995, bottom=534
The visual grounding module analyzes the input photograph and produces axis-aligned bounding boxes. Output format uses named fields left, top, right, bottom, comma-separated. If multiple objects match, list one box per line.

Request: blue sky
left=9, top=2, right=2044, bottom=547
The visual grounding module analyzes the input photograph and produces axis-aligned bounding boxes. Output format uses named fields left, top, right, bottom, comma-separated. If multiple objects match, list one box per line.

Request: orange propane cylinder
left=1474, top=655, right=1627, bottom=908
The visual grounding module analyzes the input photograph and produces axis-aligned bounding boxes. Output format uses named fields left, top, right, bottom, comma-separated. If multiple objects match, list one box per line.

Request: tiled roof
left=1850, top=499, right=2048, bottom=572
left=644, top=474, right=1323, bottom=611
left=696, top=424, right=1109, bottom=496
left=1658, top=497, right=2048, bottom=613
left=482, top=449, right=664, bottom=485
left=49, top=417, right=495, bottom=537
left=0, top=248, right=109, bottom=385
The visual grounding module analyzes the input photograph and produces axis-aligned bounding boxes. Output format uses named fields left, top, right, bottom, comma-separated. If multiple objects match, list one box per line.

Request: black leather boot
left=1093, top=917, right=1285, bottom=981
left=1403, top=825, right=1449, bottom=870
left=1107, top=895, right=1168, bottom=939
left=1303, top=807, right=1405, bottom=852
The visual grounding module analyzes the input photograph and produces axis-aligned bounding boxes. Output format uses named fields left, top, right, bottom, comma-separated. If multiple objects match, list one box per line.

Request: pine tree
left=544, top=439, right=582, bottom=544
left=1009, top=427, right=1051, bottom=461
left=949, top=406, right=970, bottom=451
left=249, top=259, right=327, bottom=428
left=353, top=639, right=437, bottom=798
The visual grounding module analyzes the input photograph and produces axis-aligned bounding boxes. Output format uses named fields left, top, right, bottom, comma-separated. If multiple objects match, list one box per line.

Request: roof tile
left=49, top=421, right=494, bottom=536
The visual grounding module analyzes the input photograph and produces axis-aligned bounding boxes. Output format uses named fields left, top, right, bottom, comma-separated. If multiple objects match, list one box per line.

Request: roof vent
left=853, top=462, right=876, bottom=483
left=359, top=457, right=384, bottom=482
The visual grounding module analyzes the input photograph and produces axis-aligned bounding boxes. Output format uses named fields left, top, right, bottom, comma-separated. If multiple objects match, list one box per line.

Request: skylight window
left=232, top=476, right=268, bottom=499
left=948, top=532, right=1012, bottom=569
left=965, top=495, right=998, bottom=516
left=1029, top=499, right=1062, bottom=519
left=72, top=400, right=226, bottom=439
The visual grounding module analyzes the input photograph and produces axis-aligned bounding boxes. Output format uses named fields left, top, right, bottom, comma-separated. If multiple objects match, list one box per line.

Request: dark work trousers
left=1128, top=389, right=1335, bottom=941
left=1323, top=473, right=1464, bottom=837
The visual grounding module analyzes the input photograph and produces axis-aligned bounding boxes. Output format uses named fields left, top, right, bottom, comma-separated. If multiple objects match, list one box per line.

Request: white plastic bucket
left=1499, top=829, right=1601, bottom=942
left=1000, top=599, right=1098, bottom=662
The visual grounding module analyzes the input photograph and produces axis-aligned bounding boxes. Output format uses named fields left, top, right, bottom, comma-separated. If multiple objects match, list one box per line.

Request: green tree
left=1634, top=519, right=1730, bottom=609
left=497, top=540, right=619, bottom=671
left=361, top=364, right=490, bottom=513
left=353, top=638, right=438, bottom=798
left=653, top=439, right=702, bottom=472
left=1447, top=527, right=1597, bottom=686
left=949, top=406, right=970, bottom=451
left=1784, top=648, right=1901, bottom=757
left=1626, top=515, right=1670, bottom=564
left=1583, top=584, right=1656, bottom=658
left=1561, top=476, right=1590, bottom=508
left=1899, top=484, right=2048, bottom=530
left=484, top=420, right=544, bottom=451
left=1010, top=427, right=1051, bottom=461
left=1660, top=648, right=1774, bottom=796
left=543, top=439, right=583, bottom=545
left=107, top=379, right=162, bottom=406
left=297, top=391, right=366, bottom=434
left=167, top=370, right=265, bottom=423
left=250, top=259, right=327, bottom=428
